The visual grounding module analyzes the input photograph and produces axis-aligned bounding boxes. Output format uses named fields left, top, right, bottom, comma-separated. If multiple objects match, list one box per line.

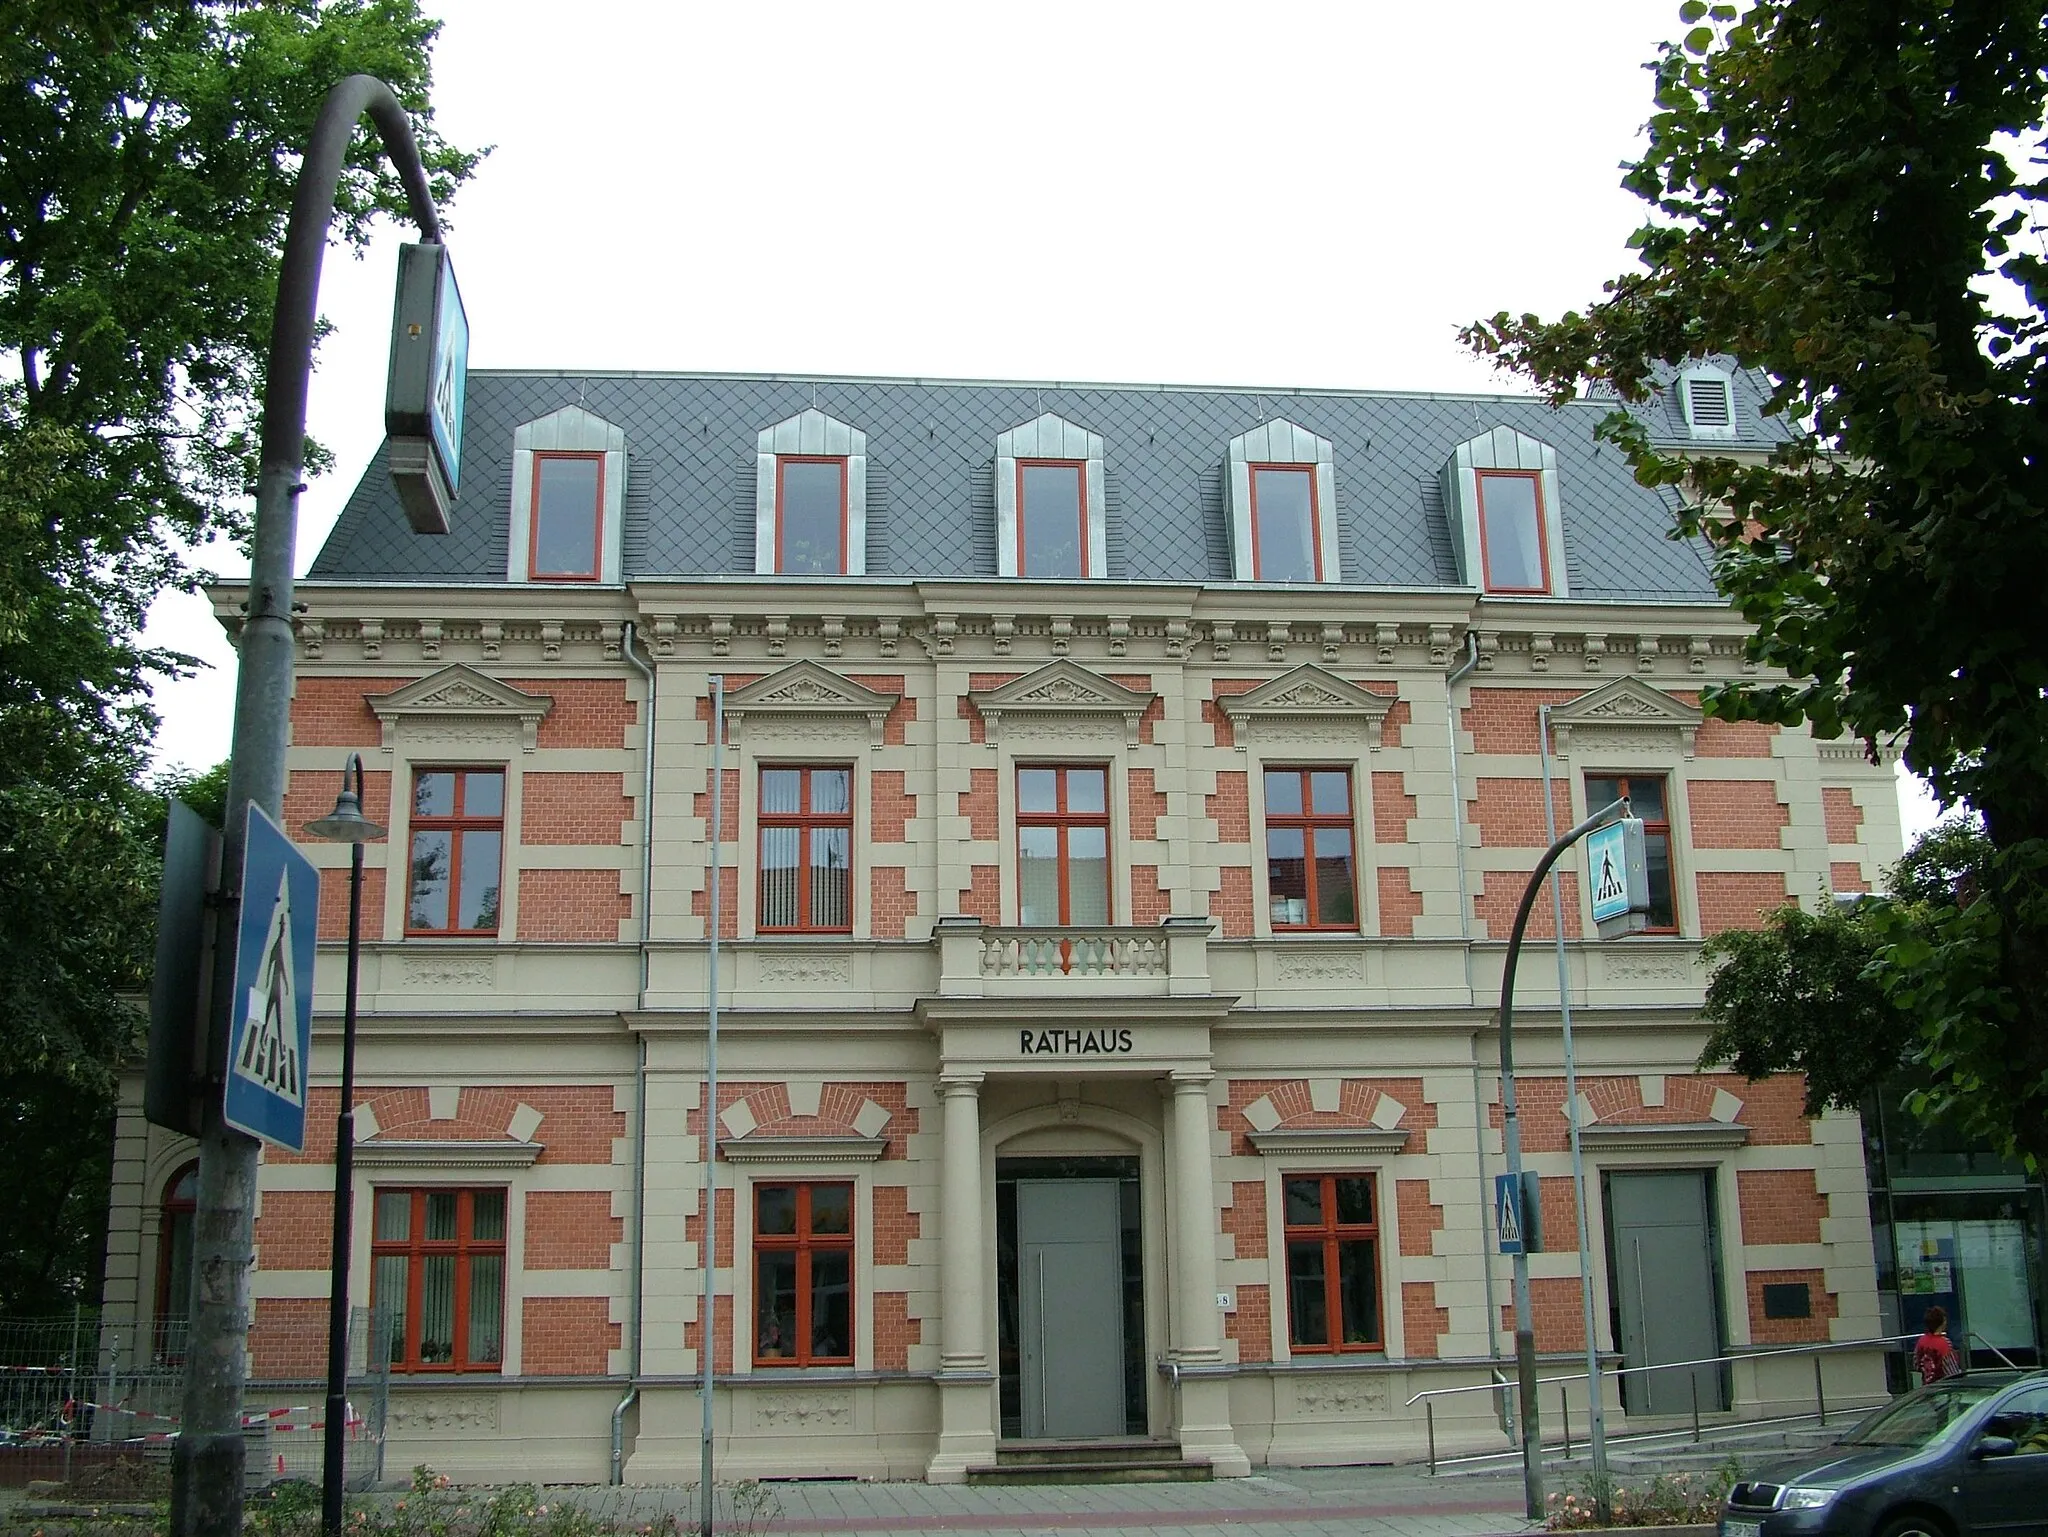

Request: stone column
left=1165, top=1071, right=1250, bottom=1476
left=926, top=1073, right=996, bottom=1481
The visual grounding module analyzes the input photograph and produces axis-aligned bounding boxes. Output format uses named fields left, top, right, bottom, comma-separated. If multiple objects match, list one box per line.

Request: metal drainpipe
left=1444, top=631, right=1506, bottom=1411
left=612, top=620, right=657, bottom=1484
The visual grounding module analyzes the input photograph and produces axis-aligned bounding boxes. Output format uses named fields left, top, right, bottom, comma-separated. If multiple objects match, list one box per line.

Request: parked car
left=1719, top=1369, right=2048, bottom=1536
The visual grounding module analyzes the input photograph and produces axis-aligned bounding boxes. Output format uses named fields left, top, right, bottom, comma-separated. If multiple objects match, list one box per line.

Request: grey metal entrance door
left=1607, top=1170, right=1726, bottom=1415
left=1017, top=1178, right=1126, bottom=1439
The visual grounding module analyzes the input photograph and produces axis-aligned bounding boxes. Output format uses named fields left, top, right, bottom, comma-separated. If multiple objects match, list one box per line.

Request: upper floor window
left=1225, top=420, right=1341, bottom=584
left=754, top=1182, right=854, bottom=1367
left=996, top=414, right=1107, bottom=580
left=372, top=1187, right=505, bottom=1372
left=1440, top=426, right=1568, bottom=599
left=1586, top=772, right=1677, bottom=932
left=776, top=457, right=848, bottom=575
left=1250, top=465, right=1323, bottom=582
left=406, top=768, right=503, bottom=937
left=506, top=405, right=625, bottom=584
left=1475, top=470, right=1551, bottom=594
left=1679, top=367, right=1737, bottom=439
left=1265, top=768, right=1357, bottom=930
left=1017, top=765, right=1109, bottom=925
left=755, top=409, right=868, bottom=576
left=529, top=451, right=604, bottom=580
left=1017, top=460, right=1089, bottom=578
left=759, top=765, right=852, bottom=932
left=1284, top=1173, right=1383, bottom=1353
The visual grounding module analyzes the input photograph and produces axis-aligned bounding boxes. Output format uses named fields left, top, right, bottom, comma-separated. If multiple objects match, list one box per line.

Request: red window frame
left=1282, top=1173, right=1384, bottom=1354
left=757, top=764, right=854, bottom=933
left=1584, top=772, right=1679, bottom=934
left=154, top=1161, right=198, bottom=1363
left=1016, top=458, right=1089, bottom=578
left=752, top=1181, right=855, bottom=1368
left=1474, top=468, right=1551, bottom=594
left=1264, top=767, right=1359, bottom=931
left=404, top=767, right=504, bottom=937
left=528, top=450, right=605, bottom=581
left=1248, top=464, right=1323, bottom=582
left=1015, top=764, right=1112, bottom=924
left=370, top=1187, right=507, bottom=1374
left=775, top=455, right=849, bottom=575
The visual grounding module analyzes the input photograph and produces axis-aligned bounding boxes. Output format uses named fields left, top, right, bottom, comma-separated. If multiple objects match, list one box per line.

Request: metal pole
left=321, top=757, right=370, bottom=1535
left=1691, top=1371, right=1701, bottom=1441
left=171, top=76, right=441, bottom=1537
left=1539, top=706, right=1611, bottom=1517
left=1426, top=1400, right=1436, bottom=1475
left=1560, top=1382, right=1571, bottom=1457
left=700, top=676, right=724, bottom=1537
left=1814, top=1356, right=1826, bottom=1426
left=1498, top=797, right=1628, bottom=1522
left=65, top=1304, right=80, bottom=1484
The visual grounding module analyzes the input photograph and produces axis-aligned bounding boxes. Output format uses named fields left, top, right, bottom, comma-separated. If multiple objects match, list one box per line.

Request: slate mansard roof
left=309, top=367, right=1789, bottom=601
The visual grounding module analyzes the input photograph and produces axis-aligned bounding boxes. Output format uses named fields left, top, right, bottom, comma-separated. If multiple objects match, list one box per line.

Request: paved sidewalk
left=555, top=1463, right=1547, bottom=1537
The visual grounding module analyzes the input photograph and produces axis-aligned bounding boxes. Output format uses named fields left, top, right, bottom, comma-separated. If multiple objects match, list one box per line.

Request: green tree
left=1697, top=820, right=1989, bottom=1124
left=1463, top=0, right=2048, bottom=1163
left=0, top=0, right=476, bottom=1312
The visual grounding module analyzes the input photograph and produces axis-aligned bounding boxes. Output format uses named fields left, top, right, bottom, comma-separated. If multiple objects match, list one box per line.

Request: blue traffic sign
left=1587, top=822, right=1631, bottom=925
left=222, top=803, right=320, bottom=1151
left=1496, top=1172, right=1528, bottom=1255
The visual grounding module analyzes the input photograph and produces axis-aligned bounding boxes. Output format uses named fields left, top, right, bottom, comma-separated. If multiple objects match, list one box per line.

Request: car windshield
left=1838, top=1384, right=2005, bottom=1448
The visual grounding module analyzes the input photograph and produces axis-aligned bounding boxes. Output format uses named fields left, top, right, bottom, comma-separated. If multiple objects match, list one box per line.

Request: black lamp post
left=303, top=753, right=385, bottom=1536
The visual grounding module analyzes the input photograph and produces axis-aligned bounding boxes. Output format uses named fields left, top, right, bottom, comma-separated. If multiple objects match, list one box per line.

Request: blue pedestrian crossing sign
left=222, top=803, right=320, bottom=1151
left=1587, top=816, right=1651, bottom=940
left=1495, top=1171, right=1543, bottom=1255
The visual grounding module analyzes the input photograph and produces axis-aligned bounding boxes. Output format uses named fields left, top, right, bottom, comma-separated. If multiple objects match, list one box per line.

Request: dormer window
left=996, top=414, right=1107, bottom=579
left=506, top=406, right=626, bottom=585
left=776, top=456, right=848, bottom=575
left=755, top=409, right=868, bottom=576
left=1224, top=421, right=1340, bottom=584
left=529, top=452, right=604, bottom=580
left=1440, top=426, right=1569, bottom=598
left=1679, top=368, right=1737, bottom=440
left=1017, top=460, right=1088, bottom=577
left=1250, top=464, right=1322, bottom=582
left=1474, top=470, right=1549, bottom=594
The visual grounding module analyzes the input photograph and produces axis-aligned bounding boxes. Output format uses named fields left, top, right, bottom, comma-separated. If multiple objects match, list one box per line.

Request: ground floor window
left=754, top=1182, right=854, bottom=1366
left=154, top=1162, right=198, bottom=1364
left=371, top=1187, right=506, bottom=1371
left=1283, top=1173, right=1383, bottom=1352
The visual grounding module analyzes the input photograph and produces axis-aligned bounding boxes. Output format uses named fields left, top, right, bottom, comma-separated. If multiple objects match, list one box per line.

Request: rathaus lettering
left=1019, top=1028, right=1134, bottom=1056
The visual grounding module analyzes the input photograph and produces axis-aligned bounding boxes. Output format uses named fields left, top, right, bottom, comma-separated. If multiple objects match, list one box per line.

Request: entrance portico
left=916, top=994, right=1249, bottom=1481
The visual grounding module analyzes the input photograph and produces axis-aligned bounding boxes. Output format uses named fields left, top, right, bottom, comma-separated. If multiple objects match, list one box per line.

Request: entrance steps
left=967, top=1439, right=1214, bottom=1485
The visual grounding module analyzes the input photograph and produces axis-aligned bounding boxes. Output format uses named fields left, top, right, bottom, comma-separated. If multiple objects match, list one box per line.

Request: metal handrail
left=1969, top=1332, right=2022, bottom=1370
left=1404, top=1332, right=1916, bottom=1407
left=1408, top=1333, right=1922, bottom=1476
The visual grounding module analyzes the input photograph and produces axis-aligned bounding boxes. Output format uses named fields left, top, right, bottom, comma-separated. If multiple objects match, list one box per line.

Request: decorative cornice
left=1247, top=1127, right=1411, bottom=1155
left=1546, top=676, right=1704, bottom=759
left=353, top=1139, right=545, bottom=1169
left=366, top=664, right=554, bottom=753
left=966, top=659, right=1156, bottom=745
left=1216, top=663, right=1398, bottom=749
left=1577, top=1120, right=1750, bottom=1151
left=717, top=1134, right=887, bottom=1165
left=721, top=660, right=898, bottom=747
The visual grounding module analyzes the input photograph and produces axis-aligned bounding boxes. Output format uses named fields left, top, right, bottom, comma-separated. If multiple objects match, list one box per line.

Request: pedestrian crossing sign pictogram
left=1587, top=816, right=1651, bottom=939
left=222, top=803, right=319, bottom=1150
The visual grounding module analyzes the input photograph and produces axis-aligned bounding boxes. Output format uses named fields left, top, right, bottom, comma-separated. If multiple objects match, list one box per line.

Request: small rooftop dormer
left=1440, top=425, right=1568, bottom=598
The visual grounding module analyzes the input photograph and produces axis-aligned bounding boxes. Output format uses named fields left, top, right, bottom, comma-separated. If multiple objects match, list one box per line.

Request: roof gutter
left=612, top=619, right=657, bottom=1484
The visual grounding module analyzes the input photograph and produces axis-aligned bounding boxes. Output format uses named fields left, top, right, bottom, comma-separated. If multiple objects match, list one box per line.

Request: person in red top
left=1914, top=1304, right=1963, bottom=1385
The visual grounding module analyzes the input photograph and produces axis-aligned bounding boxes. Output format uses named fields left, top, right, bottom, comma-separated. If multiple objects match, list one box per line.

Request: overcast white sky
left=143, top=0, right=1943, bottom=841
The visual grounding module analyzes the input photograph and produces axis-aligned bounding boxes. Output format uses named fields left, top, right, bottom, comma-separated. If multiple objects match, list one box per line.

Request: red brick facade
left=1470, top=777, right=1573, bottom=847
left=1371, top=771, right=1415, bottom=844
left=1226, top=1283, right=1273, bottom=1363
left=1746, top=1268, right=1838, bottom=1345
left=960, top=769, right=998, bottom=840
left=1404, top=1281, right=1449, bottom=1357
left=254, top=1190, right=331, bottom=1271
left=1503, top=1277, right=1587, bottom=1352
left=872, top=1185, right=920, bottom=1267
left=1210, top=865, right=1254, bottom=938
left=1208, top=771, right=1250, bottom=842
left=1128, top=768, right=1166, bottom=842
left=1822, top=786, right=1864, bottom=844
left=1696, top=871, right=1790, bottom=933
left=525, top=1191, right=622, bottom=1269
left=1688, top=780, right=1790, bottom=850
left=1492, top=1072, right=1813, bottom=1154
left=1221, top=1077, right=1437, bottom=1158
left=521, top=772, right=631, bottom=845
left=870, top=769, right=914, bottom=842
left=518, top=868, right=631, bottom=941
left=1130, top=864, right=1170, bottom=925
left=1377, top=866, right=1423, bottom=937
left=869, top=865, right=917, bottom=939
left=523, top=1296, right=619, bottom=1375
left=1396, top=1179, right=1442, bottom=1258
left=1224, top=1180, right=1268, bottom=1260
left=872, top=1291, right=919, bottom=1371
left=1737, top=1168, right=1827, bottom=1246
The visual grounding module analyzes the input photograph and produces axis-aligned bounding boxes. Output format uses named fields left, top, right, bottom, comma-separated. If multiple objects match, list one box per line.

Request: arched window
left=154, top=1162, right=198, bottom=1363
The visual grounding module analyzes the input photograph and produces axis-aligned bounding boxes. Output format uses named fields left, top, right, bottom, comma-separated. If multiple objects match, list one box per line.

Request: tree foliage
left=1463, top=0, right=2048, bottom=1163
left=0, top=0, right=476, bottom=1312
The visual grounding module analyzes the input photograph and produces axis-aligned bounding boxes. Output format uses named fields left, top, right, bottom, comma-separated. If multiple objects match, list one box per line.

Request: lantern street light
left=303, top=753, right=386, bottom=1536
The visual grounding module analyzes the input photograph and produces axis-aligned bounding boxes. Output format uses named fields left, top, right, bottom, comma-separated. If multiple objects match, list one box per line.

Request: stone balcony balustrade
left=934, top=915, right=1214, bottom=999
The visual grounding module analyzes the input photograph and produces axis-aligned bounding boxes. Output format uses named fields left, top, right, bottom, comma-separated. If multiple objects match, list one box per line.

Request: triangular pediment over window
left=967, top=660, right=1156, bottom=745
left=1546, top=677, right=1704, bottom=757
left=366, top=665, right=554, bottom=752
left=1218, top=664, right=1398, bottom=749
left=722, top=660, right=899, bottom=747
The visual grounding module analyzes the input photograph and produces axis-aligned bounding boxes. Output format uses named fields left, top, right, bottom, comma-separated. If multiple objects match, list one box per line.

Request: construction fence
left=0, top=1307, right=390, bottom=1491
